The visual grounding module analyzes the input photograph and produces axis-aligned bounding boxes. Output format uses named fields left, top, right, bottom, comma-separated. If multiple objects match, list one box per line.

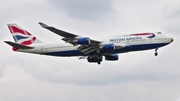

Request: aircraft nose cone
left=171, top=38, right=174, bottom=43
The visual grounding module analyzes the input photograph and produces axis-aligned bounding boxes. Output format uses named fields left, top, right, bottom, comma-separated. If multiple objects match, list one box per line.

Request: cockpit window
left=158, top=32, right=162, bottom=34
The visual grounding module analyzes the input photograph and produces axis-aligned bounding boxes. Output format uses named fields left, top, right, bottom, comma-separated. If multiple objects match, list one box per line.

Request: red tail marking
left=21, top=37, right=36, bottom=45
left=12, top=47, right=18, bottom=51
left=8, top=26, right=31, bottom=35
left=8, top=26, right=13, bottom=33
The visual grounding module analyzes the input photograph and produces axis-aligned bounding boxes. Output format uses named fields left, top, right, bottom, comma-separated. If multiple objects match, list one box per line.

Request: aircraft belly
left=40, top=45, right=83, bottom=56
left=102, top=43, right=169, bottom=54
left=41, top=43, right=169, bottom=56
left=42, top=50, right=84, bottom=57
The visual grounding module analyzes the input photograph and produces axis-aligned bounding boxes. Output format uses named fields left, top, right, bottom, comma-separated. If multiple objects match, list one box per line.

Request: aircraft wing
left=39, top=22, right=102, bottom=54
left=39, top=22, right=101, bottom=46
left=39, top=22, right=77, bottom=38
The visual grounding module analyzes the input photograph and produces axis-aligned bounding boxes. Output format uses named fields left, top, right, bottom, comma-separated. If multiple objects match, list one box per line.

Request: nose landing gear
left=154, top=48, right=158, bottom=56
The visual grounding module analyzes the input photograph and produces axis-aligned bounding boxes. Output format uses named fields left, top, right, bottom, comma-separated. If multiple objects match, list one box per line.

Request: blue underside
left=42, top=43, right=169, bottom=56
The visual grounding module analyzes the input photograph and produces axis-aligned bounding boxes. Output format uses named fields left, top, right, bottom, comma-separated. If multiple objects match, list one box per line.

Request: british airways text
left=110, top=37, right=142, bottom=42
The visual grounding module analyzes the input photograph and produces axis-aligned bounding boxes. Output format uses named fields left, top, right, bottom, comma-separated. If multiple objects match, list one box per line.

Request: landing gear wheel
left=155, top=52, right=158, bottom=56
left=98, top=61, right=101, bottom=65
left=154, top=48, right=158, bottom=56
left=97, top=56, right=102, bottom=65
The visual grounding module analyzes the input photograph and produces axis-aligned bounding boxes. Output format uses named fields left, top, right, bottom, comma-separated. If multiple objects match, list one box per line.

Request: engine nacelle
left=76, top=37, right=90, bottom=44
left=105, top=54, right=118, bottom=61
left=100, top=44, right=115, bottom=51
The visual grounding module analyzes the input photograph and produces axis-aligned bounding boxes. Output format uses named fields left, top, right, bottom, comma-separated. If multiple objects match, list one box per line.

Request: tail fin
left=7, top=24, right=43, bottom=46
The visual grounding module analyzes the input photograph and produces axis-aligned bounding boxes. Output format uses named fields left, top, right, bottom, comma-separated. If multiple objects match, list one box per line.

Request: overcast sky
left=0, top=0, right=180, bottom=101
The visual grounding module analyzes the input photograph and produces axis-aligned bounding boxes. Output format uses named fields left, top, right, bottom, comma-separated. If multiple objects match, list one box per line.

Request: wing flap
left=84, top=49, right=96, bottom=55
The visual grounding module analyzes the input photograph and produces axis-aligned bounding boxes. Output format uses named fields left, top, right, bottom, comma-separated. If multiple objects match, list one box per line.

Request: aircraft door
left=149, top=38, right=153, bottom=43
left=127, top=40, right=130, bottom=44
left=40, top=46, right=44, bottom=52
left=40, top=46, right=48, bottom=53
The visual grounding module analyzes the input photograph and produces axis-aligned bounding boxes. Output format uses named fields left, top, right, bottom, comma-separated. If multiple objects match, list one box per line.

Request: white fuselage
left=16, top=32, right=173, bottom=57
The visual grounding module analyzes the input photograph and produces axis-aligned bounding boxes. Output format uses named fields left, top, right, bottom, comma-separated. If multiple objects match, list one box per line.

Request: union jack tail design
left=7, top=24, right=43, bottom=46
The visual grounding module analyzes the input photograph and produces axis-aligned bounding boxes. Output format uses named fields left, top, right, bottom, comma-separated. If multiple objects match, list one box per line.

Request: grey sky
left=47, top=0, right=114, bottom=21
left=0, top=0, right=180, bottom=101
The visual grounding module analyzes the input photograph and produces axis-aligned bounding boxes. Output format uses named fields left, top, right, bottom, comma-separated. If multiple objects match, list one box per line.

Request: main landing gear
left=87, top=55, right=102, bottom=65
left=154, top=48, right=158, bottom=56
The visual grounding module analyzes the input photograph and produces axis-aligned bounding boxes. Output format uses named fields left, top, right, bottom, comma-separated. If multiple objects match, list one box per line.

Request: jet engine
left=105, top=54, right=118, bottom=61
left=75, top=37, right=90, bottom=44
left=100, top=44, right=115, bottom=51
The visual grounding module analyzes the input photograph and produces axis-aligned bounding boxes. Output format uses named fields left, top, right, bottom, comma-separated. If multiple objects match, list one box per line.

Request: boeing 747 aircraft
left=4, top=22, right=174, bottom=64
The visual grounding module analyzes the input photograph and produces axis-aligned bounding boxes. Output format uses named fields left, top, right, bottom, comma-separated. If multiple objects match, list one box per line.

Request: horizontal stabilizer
left=4, top=41, right=34, bottom=49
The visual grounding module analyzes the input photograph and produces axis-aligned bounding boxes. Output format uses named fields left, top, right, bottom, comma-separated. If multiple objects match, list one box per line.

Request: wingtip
left=38, top=22, right=49, bottom=28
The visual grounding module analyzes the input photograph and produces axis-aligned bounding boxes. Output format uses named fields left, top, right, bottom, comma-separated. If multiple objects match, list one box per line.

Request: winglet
left=4, top=41, right=34, bottom=49
left=38, top=22, right=50, bottom=28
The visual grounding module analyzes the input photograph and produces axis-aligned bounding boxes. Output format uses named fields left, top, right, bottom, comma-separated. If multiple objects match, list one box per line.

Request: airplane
left=4, top=22, right=174, bottom=64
